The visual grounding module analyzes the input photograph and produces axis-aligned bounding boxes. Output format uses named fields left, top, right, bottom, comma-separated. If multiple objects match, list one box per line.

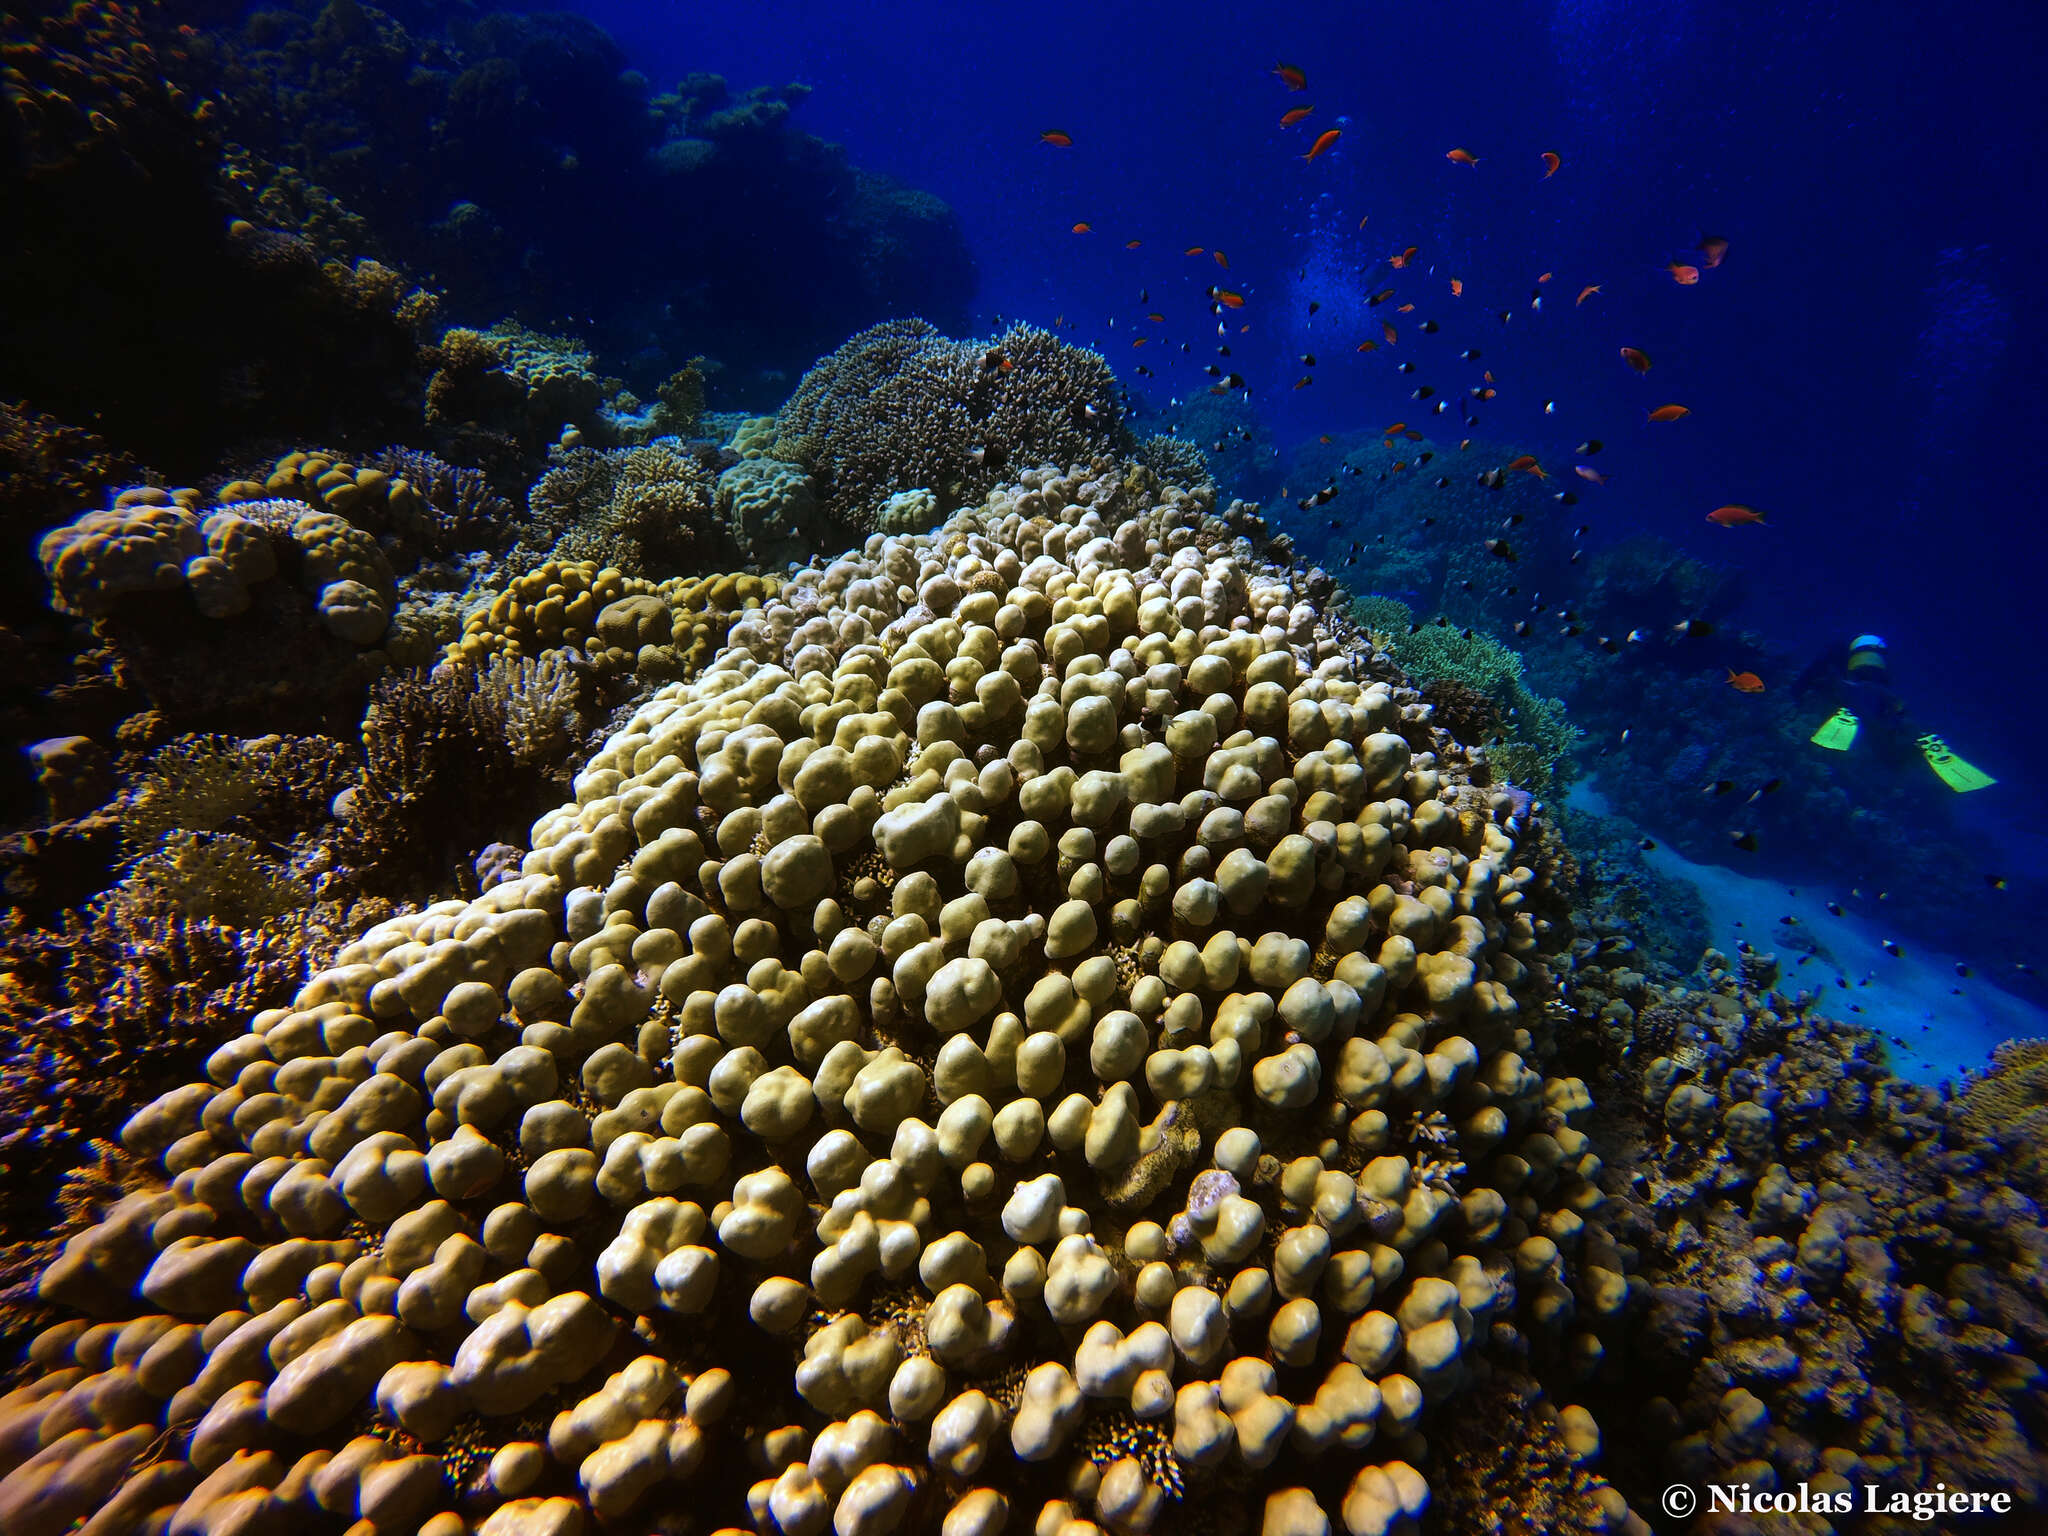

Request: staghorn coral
left=340, top=654, right=597, bottom=896
left=1133, top=432, right=1213, bottom=494
left=1418, top=677, right=1500, bottom=748
left=123, top=733, right=356, bottom=853
left=120, top=831, right=311, bottom=929
left=0, top=464, right=1651, bottom=1536
left=773, top=318, right=1130, bottom=532
left=1376, top=620, right=1579, bottom=796
left=523, top=441, right=721, bottom=578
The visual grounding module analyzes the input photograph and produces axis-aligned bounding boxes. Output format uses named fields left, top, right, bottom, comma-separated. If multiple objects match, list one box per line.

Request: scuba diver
left=1802, top=634, right=1996, bottom=791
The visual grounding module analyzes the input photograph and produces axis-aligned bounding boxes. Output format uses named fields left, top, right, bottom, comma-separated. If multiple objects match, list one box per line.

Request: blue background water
left=575, top=0, right=2047, bottom=1034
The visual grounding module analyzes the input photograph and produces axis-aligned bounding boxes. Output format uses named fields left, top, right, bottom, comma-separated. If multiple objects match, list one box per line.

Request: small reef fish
left=1726, top=669, right=1765, bottom=693
left=1446, top=147, right=1480, bottom=166
left=1541, top=151, right=1561, bottom=177
left=1355, top=339, right=1377, bottom=352
left=1646, top=403, right=1690, bottom=422
left=1667, top=262, right=1701, bottom=285
left=1619, top=346, right=1652, bottom=372
left=1146, top=313, right=1164, bottom=323
left=1211, top=288, right=1246, bottom=308
left=1185, top=246, right=1206, bottom=256
left=1706, top=504, right=1766, bottom=526
left=1125, top=240, right=1142, bottom=249
left=1450, top=278, right=1463, bottom=296
left=1577, top=284, right=1600, bottom=305
left=1507, top=454, right=1546, bottom=478
left=1072, top=223, right=1093, bottom=234
left=1040, top=130, right=1073, bottom=147
left=1214, top=250, right=1230, bottom=268
left=1305, top=129, right=1342, bottom=163
left=1369, top=288, right=1395, bottom=306
left=1574, top=465, right=1607, bottom=485
left=1382, top=320, right=1397, bottom=345
left=1390, top=246, right=1419, bottom=268
left=1280, top=106, right=1315, bottom=127
left=1273, top=62, right=1307, bottom=90
left=1698, top=234, right=1730, bottom=267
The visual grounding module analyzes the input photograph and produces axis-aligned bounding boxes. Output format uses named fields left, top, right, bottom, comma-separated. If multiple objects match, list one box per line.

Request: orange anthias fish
left=1273, top=62, right=1307, bottom=90
left=1213, top=288, right=1246, bottom=308
left=1576, top=284, right=1601, bottom=305
left=1319, top=435, right=1332, bottom=444
left=1667, top=262, right=1701, bottom=285
left=1707, top=504, right=1767, bottom=527
left=1280, top=106, right=1315, bottom=127
left=1072, top=223, right=1093, bottom=234
left=1575, top=464, right=1607, bottom=485
left=1382, top=320, right=1398, bottom=346
left=1446, top=147, right=1480, bottom=166
left=1540, top=150, right=1561, bottom=177
left=1647, top=404, right=1691, bottom=423
left=1125, top=239, right=1142, bottom=249
left=1355, top=339, right=1378, bottom=352
left=1397, top=302, right=1415, bottom=313
left=1214, top=250, right=1230, bottom=269
left=1185, top=246, right=1206, bottom=256
left=1726, top=669, right=1765, bottom=694
left=1389, top=246, right=1419, bottom=269
left=1698, top=234, right=1730, bottom=267
left=1040, top=130, right=1073, bottom=147
left=1620, top=346, right=1652, bottom=373
left=1508, top=454, right=1547, bottom=479
left=1450, top=278, right=1464, bottom=296
left=1382, top=422, right=1407, bottom=437
left=1305, top=129, right=1342, bottom=163
left=1146, top=313, right=1165, bottom=323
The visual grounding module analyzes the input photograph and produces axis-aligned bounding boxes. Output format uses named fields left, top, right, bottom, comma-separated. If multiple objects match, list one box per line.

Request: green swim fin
left=1918, top=734, right=1996, bottom=792
left=1810, top=707, right=1859, bottom=750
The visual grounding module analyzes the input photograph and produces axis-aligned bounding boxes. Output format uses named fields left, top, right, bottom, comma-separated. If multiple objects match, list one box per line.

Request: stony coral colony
left=0, top=452, right=1651, bottom=1535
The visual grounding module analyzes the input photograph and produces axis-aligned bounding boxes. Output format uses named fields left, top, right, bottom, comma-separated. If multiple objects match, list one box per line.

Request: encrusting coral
left=0, top=459, right=1649, bottom=1536
left=1557, top=944, right=2048, bottom=1525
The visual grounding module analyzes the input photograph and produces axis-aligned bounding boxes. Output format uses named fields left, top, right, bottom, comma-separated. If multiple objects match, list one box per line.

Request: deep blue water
left=584, top=0, right=2044, bottom=785
left=581, top=0, right=2048, bottom=1014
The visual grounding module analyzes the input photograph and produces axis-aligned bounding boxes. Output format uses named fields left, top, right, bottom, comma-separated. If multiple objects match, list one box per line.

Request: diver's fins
left=1918, top=734, right=1996, bottom=792
left=1810, top=707, right=1859, bottom=750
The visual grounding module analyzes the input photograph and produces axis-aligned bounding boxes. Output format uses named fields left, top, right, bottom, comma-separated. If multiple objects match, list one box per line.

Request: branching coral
left=1133, top=432, right=1211, bottom=493
left=340, top=654, right=596, bottom=895
left=523, top=441, right=720, bottom=577
left=773, top=318, right=1129, bottom=531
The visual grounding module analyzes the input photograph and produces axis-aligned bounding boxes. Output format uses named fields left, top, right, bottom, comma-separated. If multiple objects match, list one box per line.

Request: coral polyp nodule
left=0, top=462, right=1650, bottom=1534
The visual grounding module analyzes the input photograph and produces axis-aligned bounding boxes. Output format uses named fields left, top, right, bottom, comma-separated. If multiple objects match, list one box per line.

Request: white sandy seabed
left=1565, top=780, right=2048, bottom=1087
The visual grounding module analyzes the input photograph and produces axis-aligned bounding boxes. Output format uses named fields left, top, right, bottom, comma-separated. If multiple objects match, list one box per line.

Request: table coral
left=0, top=462, right=1652, bottom=1535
